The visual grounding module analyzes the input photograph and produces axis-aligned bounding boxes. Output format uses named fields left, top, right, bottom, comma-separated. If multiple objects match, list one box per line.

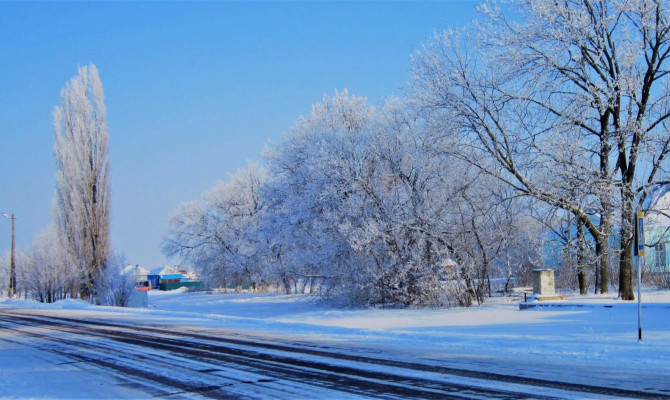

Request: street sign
left=634, top=211, right=645, bottom=256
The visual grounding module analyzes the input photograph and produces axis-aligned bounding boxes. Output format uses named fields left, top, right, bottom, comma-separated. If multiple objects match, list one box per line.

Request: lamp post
left=2, top=213, right=16, bottom=299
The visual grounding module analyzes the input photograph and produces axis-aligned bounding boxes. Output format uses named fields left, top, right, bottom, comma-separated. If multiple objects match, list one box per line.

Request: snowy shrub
left=646, top=270, right=670, bottom=291
left=96, top=254, right=139, bottom=307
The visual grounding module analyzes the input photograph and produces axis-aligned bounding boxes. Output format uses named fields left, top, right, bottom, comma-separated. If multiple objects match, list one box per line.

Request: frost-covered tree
left=0, top=252, right=9, bottom=297
left=164, top=162, right=267, bottom=291
left=263, top=91, right=518, bottom=306
left=18, top=227, right=76, bottom=303
left=341, top=97, right=472, bottom=306
left=53, top=64, right=111, bottom=302
left=412, top=0, right=670, bottom=299
left=96, top=254, right=139, bottom=307
left=262, top=90, right=373, bottom=299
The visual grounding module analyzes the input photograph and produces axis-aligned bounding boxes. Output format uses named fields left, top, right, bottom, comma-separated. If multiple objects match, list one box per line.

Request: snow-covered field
left=1, top=289, right=669, bottom=399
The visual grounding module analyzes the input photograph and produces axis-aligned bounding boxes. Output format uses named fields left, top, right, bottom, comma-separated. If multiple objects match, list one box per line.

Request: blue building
left=147, top=266, right=184, bottom=290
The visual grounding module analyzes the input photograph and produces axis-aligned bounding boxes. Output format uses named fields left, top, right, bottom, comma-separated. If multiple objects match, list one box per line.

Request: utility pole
left=2, top=213, right=16, bottom=299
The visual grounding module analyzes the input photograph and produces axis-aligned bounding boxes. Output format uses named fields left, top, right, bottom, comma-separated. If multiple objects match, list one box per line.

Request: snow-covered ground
left=1, top=288, right=669, bottom=399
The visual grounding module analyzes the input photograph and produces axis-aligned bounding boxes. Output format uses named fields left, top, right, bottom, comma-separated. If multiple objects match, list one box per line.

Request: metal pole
left=638, top=250, right=643, bottom=342
left=635, top=211, right=644, bottom=343
left=2, top=213, right=16, bottom=299
left=10, top=214, right=15, bottom=299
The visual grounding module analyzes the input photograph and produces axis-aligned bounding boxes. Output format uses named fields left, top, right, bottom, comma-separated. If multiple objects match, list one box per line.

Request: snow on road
left=1, top=289, right=669, bottom=399
left=0, top=331, right=152, bottom=399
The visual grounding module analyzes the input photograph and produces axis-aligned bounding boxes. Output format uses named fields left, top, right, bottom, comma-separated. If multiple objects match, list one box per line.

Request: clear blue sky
left=0, top=1, right=478, bottom=269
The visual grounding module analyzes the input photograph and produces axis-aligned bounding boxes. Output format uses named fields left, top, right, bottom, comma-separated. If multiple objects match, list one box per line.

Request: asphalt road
left=0, top=310, right=667, bottom=400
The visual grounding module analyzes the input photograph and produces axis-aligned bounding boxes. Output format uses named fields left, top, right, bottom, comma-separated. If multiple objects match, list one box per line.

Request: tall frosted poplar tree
left=53, top=64, right=110, bottom=302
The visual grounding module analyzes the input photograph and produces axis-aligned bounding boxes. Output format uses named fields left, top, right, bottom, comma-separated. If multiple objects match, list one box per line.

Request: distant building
left=147, top=266, right=184, bottom=289
left=122, top=265, right=151, bottom=289
left=642, top=186, right=670, bottom=273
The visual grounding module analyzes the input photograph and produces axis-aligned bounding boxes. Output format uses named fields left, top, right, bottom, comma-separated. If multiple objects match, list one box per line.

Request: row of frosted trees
left=166, top=0, right=670, bottom=305
left=164, top=90, right=545, bottom=307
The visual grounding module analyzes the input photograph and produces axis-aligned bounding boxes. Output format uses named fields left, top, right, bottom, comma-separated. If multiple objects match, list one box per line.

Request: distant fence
left=159, top=281, right=206, bottom=291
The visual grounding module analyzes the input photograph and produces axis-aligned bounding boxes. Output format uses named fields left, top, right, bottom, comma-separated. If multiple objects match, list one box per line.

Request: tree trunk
left=504, top=257, right=513, bottom=296
left=577, top=219, right=588, bottom=295
left=595, top=233, right=609, bottom=294
left=619, top=204, right=635, bottom=300
left=460, top=265, right=474, bottom=307
left=595, top=202, right=611, bottom=294
left=282, top=277, right=292, bottom=294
